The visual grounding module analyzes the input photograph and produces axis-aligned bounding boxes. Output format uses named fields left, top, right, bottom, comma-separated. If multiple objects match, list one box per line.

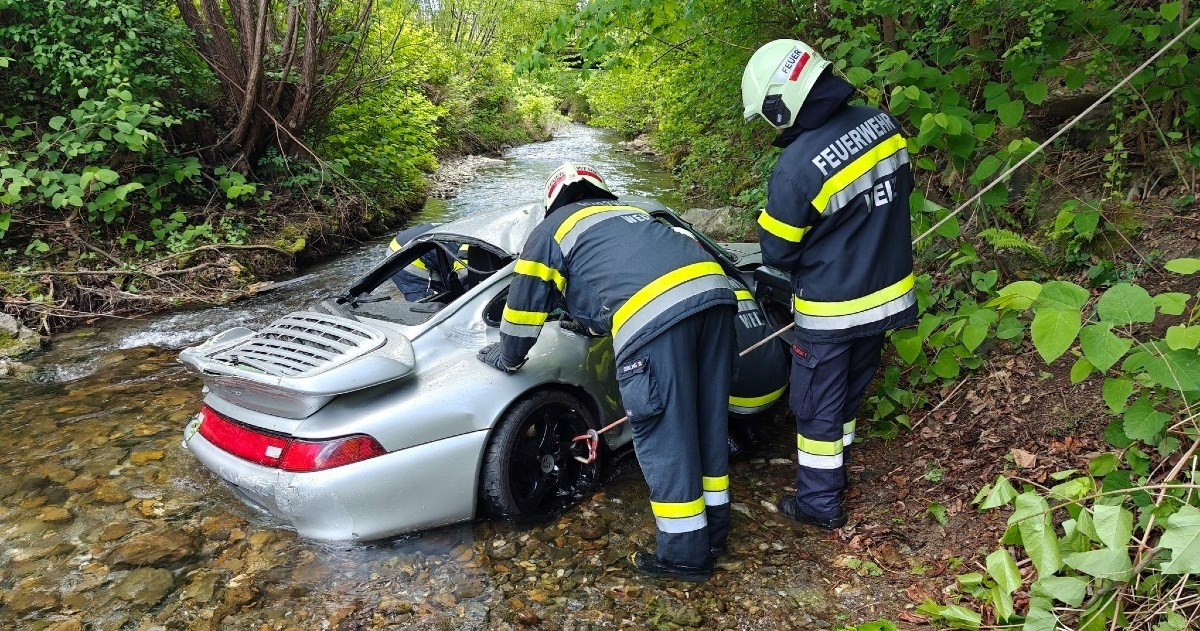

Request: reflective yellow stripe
left=797, top=434, right=843, bottom=456
left=812, top=134, right=906, bottom=213
left=843, top=420, right=856, bottom=434
left=730, top=384, right=786, bottom=408
left=501, top=307, right=549, bottom=326
left=389, top=238, right=402, bottom=252
left=702, top=475, right=729, bottom=492
left=514, top=259, right=566, bottom=291
left=794, top=273, right=915, bottom=317
left=757, top=209, right=810, bottom=243
left=613, top=261, right=725, bottom=336
left=411, top=258, right=429, bottom=270
left=554, top=205, right=646, bottom=243
left=650, top=496, right=705, bottom=518
left=734, top=289, right=754, bottom=302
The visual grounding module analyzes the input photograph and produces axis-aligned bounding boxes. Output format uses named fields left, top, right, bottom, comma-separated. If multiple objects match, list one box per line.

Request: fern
left=977, top=228, right=1048, bottom=264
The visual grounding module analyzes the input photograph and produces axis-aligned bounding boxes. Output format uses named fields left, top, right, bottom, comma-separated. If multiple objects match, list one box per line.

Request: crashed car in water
left=179, top=198, right=792, bottom=541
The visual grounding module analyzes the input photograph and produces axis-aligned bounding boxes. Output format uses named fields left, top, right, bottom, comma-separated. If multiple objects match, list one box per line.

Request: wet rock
left=576, top=522, right=606, bottom=541
left=490, top=539, right=518, bottom=560
left=65, top=474, right=99, bottom=492
left=426, top=155, right=505, bottom=199
left=618, top=134, right=659, bottom=156
left=222, top=572, right=259, bottom=607
left=100, top=522, right=134, bottom=542
left=93, top=480, right=130, bottom=504
left=0, top=358, right=36, bottom=379
left=45, top=618, right=84, bottom=631
left=114, top=567, right=175, bottom=607
left=680, top=206, right=750, bottom=242
left=182, top=570, right=220, bottom=603
left=199, top=513, right=247, bottom=540
left=3, top=583, right=59, bottom=614
left=0, top=312, right=45, bottom=358
left=105, top=528, right=198, bottom=568
left=130, top=450, right=164, bottom=464
left=38, top=506, right=74, bottom=523
left=452, top=577, right=486, bottom=599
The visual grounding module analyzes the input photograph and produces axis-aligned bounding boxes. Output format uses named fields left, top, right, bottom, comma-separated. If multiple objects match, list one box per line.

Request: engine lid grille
left=208, top=312, right=386, bottom=377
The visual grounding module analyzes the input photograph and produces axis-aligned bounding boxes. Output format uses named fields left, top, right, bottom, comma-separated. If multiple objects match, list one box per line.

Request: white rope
left=912, top=14, right=1200, bottom=246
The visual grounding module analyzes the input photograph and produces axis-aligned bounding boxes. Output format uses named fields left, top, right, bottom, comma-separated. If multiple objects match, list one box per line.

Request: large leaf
left=1021, top=606, right=1059, bottom=631
left=1165, top=325, right=1200, bottom=351
left=998, top=99, right=1025, bottom=126
left=979, top=475, right=1018, bottom=509
left=1163, top=257, right=1200, bottom=274
left=1009, top=492, right=1063, bottom=576
left=1101, top=377, right=1134, bottom=413
left=1138, top=344, right=1200, bottom=391
left=1091, top=504, right=1133, bottom=550
left=1031, top=308, right=1081, bottom=364
left=1160, top=505, right=1200, bottom=574
left=1031, top=575, right=1088, bottom=607
left=986, top=548, right=1021, bottom=594
left=1153, top=292, right=1191, bottom=316
left=1079, top=324, right=1132, bottom=372
left=1123, top=397, right=1169, bottom=443
left=992, top=281, right=1042, bottom=310
left=1096, top=283, right=1155, bottom=324
left=1036, top=280, right=1089, bottom=312
left=1062, top=547, right=1133, bottom=581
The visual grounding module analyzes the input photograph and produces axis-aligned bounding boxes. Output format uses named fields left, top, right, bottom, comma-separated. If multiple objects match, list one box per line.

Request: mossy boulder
left=0, top=313, right=45, bottom=359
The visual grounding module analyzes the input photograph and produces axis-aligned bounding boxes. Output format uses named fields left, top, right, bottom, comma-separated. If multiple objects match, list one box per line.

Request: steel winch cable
left=571, top=16, right=1200, bottom=464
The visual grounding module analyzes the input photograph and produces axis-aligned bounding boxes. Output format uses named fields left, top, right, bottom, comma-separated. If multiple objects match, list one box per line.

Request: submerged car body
left=180, top=198, right=788, bottom=541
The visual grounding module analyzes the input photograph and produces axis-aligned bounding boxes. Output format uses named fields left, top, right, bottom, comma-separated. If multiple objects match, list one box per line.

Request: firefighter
left=476, top=162, right=737, bottom=582
left=741, top=40, right=916, bottom=529
left=386, top=224, right=467, bottom=301
left=726, top=276, right=788, bottom=456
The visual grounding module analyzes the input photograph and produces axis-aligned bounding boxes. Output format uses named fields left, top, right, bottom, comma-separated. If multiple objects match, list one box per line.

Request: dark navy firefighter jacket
left=758, top=104, right=917, bottom=342
left=499, top=199, right=736, bottom=367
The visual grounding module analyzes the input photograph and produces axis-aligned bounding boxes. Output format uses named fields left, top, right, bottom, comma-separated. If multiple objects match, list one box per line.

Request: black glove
left=477, top=342, right=522, bottom=374
left=559, top=314, right=602, bottom=337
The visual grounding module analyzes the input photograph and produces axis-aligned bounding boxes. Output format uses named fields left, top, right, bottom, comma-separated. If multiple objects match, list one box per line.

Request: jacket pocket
left=616, top=356, right=665, bottom=422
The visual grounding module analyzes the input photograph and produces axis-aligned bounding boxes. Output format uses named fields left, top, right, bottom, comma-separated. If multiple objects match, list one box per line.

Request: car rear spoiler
left=178, top=311, right=416, bottom=419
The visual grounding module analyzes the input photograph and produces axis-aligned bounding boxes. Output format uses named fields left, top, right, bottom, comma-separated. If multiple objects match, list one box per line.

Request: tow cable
left=570, top=12, right=1200, bottom=465
left=572, top=325, right=795, bottom=464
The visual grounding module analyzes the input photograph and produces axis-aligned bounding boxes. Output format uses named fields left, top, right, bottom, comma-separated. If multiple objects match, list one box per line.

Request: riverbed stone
left=38, top=506, right=74, bottom=523
left=100, top=522, right=134, bottom=542
left=182, top=570, right=220, bottom=603
left=680, top=206, right=751, bottom=242
left=105, top=529, right=198, bottom=568
left=45, top=618, right=84, bottom=631
left=93, top=480, right=131, bottom=504
left=114, top=567, right=175, bottom=607
left=129, top=450, right=164, bottom=464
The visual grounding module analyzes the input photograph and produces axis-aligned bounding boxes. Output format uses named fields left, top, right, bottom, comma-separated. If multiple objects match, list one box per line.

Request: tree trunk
left=173, top=0, right=376, bottom=168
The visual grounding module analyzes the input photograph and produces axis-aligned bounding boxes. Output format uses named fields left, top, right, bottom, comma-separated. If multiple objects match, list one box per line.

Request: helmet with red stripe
left=741, top=39, right=830, bottom=130
left=543, top=162, right=616, bottom=214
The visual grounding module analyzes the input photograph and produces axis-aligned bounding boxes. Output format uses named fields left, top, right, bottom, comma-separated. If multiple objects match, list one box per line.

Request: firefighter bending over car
left=741, top=40, right=917, bottom=529
left=477, top=162, right=736, bottom=582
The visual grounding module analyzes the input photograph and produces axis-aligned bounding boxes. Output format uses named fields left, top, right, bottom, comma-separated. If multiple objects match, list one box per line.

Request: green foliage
left=898, top=257, right=1200, bottom=627
left=977, top=228, right=1048, bottom=264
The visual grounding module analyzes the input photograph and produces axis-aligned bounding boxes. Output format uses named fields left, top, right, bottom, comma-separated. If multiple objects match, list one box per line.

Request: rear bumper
left=182, top=425, right=490, bottom=541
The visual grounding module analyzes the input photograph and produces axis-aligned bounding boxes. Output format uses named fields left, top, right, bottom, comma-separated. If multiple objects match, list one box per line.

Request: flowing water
left=0, top=125, right=877, bottom=630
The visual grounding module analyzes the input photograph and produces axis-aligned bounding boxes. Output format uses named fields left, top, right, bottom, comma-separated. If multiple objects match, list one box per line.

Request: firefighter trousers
left=788, top=334, right=885, bottom=518
left=616, top=304, right=735, bottom=568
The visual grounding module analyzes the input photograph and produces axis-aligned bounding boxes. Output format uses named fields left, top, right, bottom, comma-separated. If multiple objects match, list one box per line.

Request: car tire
left=480, top=390, right=600, bottom=517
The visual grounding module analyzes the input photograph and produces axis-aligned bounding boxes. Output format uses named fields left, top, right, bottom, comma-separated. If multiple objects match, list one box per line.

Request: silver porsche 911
left=179, top=198, right=790, bottom=541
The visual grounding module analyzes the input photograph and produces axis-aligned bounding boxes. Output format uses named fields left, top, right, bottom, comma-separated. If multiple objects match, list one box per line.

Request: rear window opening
left=346, top=238, right=514, bottom=326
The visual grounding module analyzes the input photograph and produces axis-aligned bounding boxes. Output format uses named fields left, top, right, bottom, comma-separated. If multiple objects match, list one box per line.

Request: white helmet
left=543, top=162, right=614, bottom=213
left=741, top=39, right=831, bottom=129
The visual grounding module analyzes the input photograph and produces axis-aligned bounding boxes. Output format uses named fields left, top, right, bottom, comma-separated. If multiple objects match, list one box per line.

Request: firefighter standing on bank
left=741, top=40, right=917, bottom=528
left=477, top=162, right=736, bottom=582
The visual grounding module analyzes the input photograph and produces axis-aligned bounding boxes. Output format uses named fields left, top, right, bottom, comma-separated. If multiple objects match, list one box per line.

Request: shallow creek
left=1, top=125, right=894, bottom=630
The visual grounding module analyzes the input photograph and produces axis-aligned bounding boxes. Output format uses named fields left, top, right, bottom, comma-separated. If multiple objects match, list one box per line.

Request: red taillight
left=279, top=436, right=387, bottom=472
left=199, top=405, right=289, bottom=467
left=198, top=406, right=386, bottom=472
